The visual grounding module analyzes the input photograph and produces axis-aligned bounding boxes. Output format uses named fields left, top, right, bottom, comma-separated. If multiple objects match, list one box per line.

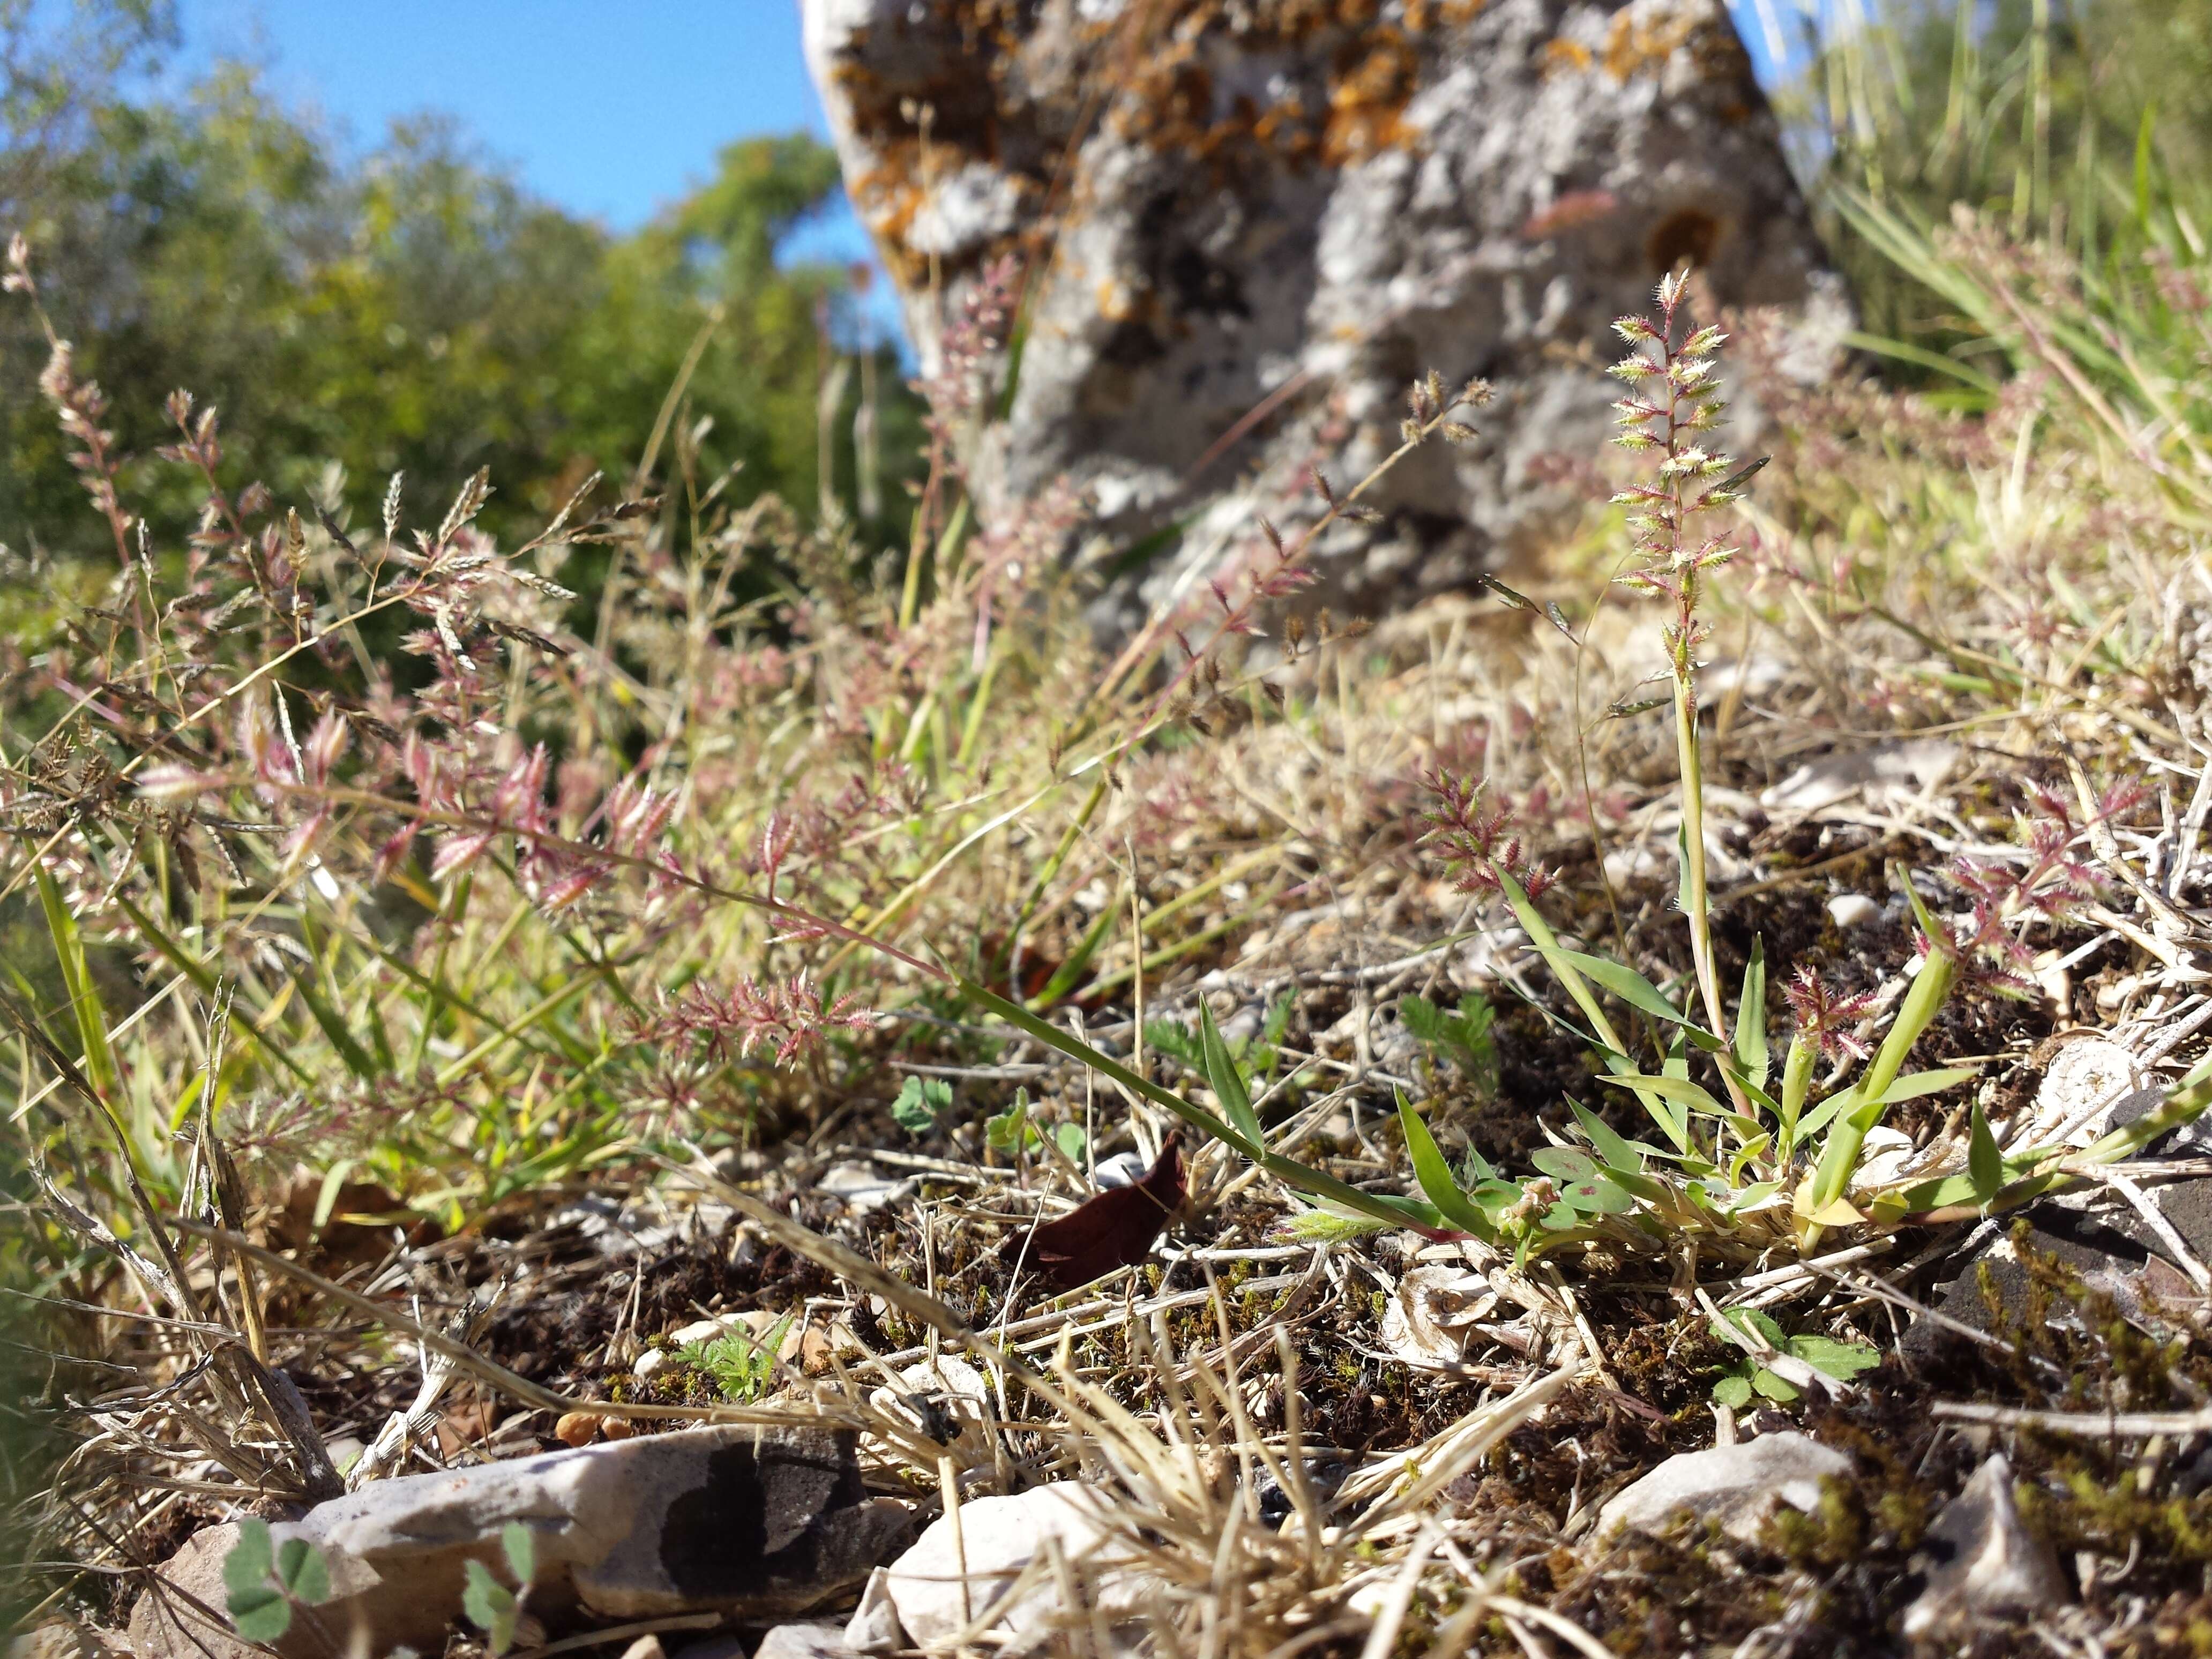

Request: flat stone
left=843, top=1566, right=903, bottom=1655
left=817, top=1162, right=916, bottom=1216
left=1899, top=1176, right=2212, bottom=1362
left=131, top=1427, right=913, bottom=1659
left=1825, top=894, right=1881, bottom=929
left=751, top=1626, right=858, bottom=1659
left=128, top=1521, right=379, bottom=1659
left=2110, top=1083, right=2212, bottom=1161
left=1092, top=1152, right=1148, bottom=1190
left=1596, top=1431, right=1852, bottom=1546
left=883, top=1484, right=1149, bottom=1646
left=1901, top=1455, right=2068, bottom=1639
left=868, top=1356, right=994, bottom=1468
left=9, top=1626, right=130, bottom=1659
left=1762, top=741, right=1959, bottom=815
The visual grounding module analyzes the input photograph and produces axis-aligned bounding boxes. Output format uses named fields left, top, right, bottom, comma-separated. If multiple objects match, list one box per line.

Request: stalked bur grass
left=1608, top=271, right=1750, bottom=1104
left=1396, top=271, right=2212, bottom=1269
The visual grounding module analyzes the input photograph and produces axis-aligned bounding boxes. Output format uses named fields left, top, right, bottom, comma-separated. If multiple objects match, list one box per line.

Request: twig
left=1931, top=1400, right=2212, bottom=1437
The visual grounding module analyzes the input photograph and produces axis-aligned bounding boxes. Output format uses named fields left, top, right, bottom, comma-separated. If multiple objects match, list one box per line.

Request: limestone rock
left=131, top=1427, right=913, bottom=1659
left=752, top=1626, right=860, bottom=1659
left=128, top=1521, right=376, bottom=1659
left=1826, top=893, right=1880, bottom=929
left=1901, top=1455, right=2068, bottom=1639
left=803, top=0, right=1843, bottom=616
left=9, top=1626, right=132, bottom=1659
left=883, top=1484, right=1149, bottom=1646
left=2033, top=1038, right=2154, bottom=1145
left=1596, top=1431, right=1851, bottom=1545
left=844, top=1566, right=906, bottom=1654
left=1761, top=739, right=1960, bottom=816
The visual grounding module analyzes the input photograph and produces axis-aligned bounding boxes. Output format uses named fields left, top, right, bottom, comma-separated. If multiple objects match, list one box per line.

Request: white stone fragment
left=1596, top=1432, right=1853, bottom=1545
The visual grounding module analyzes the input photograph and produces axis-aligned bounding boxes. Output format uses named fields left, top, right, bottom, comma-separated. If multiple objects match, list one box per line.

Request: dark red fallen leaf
left=1006, top=1133, right=1185, bottom=1290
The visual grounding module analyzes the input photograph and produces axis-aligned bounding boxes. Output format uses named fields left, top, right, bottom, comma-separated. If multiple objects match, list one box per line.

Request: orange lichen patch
left=1542, top=37, right=1595, bottom=76
left=849, top=148, right=931, bottom=282
left=831, top=0, right=1482, bottom=266
left=1095, top=277, right=1150, bottom=324
left=1322, top=29, right=1420, bottom=166
left=1405, top=0, right=1491, bottom=24
left=1602, top=5, right=1699, bottom=81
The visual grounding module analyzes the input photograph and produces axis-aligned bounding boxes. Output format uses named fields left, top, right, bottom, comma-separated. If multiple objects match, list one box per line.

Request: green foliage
left=1709, top=1309, right=1880, bottom=1408
left=461, top=1522, right=537, bottom=1656
left=0, top=42, right=918, bottom=578
left=1399, top=991, right=1497, bottom=1095
left=1146, top=993, right=1299, bottom=1123
left=1790, top=0, right=2212, bottom=482
left=684, top=1313, right=795, bottom=1404
left=892, top=1075, right=952, bottom=1135
left=222, top=1518, right=331, bottom=1644
left=985, top=1087, right=1085, bottom=1161
left=1394, top=283, right=2212, bottom=1269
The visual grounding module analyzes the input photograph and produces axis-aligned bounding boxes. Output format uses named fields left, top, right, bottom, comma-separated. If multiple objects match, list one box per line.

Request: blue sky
left=178, top=3, right=835, bottom=233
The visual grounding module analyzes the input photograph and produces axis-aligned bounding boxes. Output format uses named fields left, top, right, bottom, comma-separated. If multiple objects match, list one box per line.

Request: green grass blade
left=111, top=894, right=314, bottom=1085
left=35, top=865, right=118, bottom=1102
left=1396, top=1093, right=1498, bottom=1240
left=1198, top=999, right=1264, bottom=1148
left=1736, top=936, right=1769, bottom=1094
left=288, top=965, right=382, bottom=1082
left=1967, top=1101, right=2002, bottom=1200
left=1028, top=901, right=1119, bottom=1010
left=1558, top=950, right=1723, bottom=1050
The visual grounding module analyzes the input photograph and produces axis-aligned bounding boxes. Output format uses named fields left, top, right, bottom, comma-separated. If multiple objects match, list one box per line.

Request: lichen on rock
left=802, top=0, right=1847, bottom=618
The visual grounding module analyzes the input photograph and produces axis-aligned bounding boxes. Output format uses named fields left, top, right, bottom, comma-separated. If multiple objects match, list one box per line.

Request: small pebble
left=1827, top=893, right=1880, bottom=928
left=554, top=1410, right=603, bottom=1447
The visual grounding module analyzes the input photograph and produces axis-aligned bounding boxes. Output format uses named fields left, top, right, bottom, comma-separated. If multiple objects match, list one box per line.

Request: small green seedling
left=462, top=1522, right=537, bottom=1656
left=684, top=1311, right=796, bottom=1404
left=222, top=1518, right=332, bottom=1643
left=985, top=1087, right=1086, bottom=1161
left=891, top=1075, right=952, bottom=1134
left=1709, top=1308, right=1880, bottom=1407
left=1400, top=991, right=1498, bottom=1095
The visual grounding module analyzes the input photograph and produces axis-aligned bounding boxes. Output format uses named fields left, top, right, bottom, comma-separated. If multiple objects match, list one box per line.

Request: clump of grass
left=1381, top=272, right=2211, bottom=1268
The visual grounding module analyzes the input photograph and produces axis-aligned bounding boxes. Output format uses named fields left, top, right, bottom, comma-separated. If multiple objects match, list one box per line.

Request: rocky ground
left=43, top=677, right=2212, bottom=1657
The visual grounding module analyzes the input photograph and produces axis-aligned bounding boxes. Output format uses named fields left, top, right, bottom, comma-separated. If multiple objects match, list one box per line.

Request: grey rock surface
left=843, top=1565, right=905, bottom=1654
left=1596, top=1430, right=1851, bottom=1544
left=883, top=1483, right=1149, bottom=1646
left=752, top=1625, right=861, bottom=1659
left=803, top=0, right=1843, bottom=615
left=131, top=1426, right=913, bottom=1659
left=1903, top=1180, right=2212, bottom=1363
left=1901, top=1454, right=2068, bottom=1639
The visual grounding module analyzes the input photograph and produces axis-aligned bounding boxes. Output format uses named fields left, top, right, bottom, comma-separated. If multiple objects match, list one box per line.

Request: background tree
left=0, top=16, right=916, bottom=593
